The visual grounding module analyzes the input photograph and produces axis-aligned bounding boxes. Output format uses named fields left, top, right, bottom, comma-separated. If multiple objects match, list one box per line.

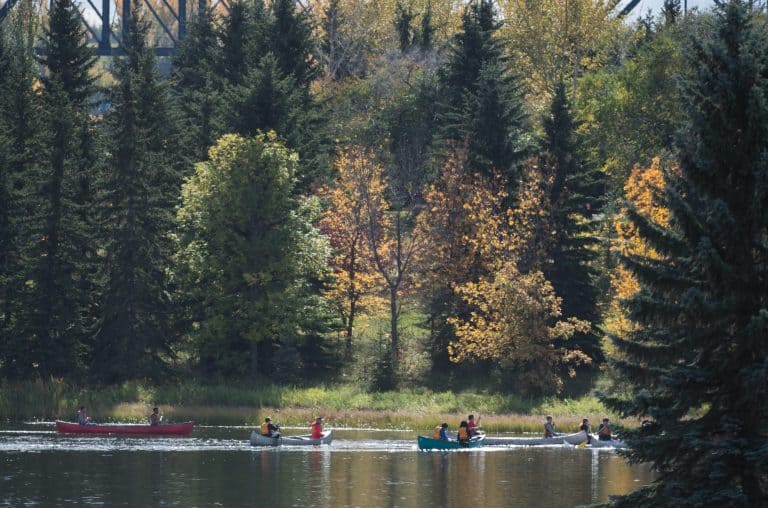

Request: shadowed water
left=0, top=423, right=655, bottom=507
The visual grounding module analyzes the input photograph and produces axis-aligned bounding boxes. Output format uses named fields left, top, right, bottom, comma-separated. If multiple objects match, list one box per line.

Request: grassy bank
left=0, top=379, right=623, bottom=433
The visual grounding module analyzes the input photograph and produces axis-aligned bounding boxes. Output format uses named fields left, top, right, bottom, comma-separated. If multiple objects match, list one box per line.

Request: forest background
left=0, top=0, right=717, bottom=411
left=5, top=0, right=768, bottom=502
left=0, top=0, right=755, bottom=425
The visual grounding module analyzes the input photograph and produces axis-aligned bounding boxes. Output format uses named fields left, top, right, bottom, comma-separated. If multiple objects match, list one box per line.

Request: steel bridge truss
left=0, top=0, right=233, bottom=56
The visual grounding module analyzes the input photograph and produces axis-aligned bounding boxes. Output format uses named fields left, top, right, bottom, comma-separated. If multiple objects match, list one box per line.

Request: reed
left=0, top=379, right=624, bottom=432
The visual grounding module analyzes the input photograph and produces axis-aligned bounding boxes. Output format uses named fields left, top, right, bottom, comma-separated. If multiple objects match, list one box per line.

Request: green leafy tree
left=540, top=82, right=605, bottom=365
left=603, top=2, right=768, bottom=505
left=91, top=7, right=182, bottom=383
left=177, top=133, right=332, bottom=379
left=439, top=0, right=529, bottom=187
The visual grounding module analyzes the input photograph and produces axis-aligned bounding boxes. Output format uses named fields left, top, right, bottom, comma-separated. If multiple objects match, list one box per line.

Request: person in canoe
left=597, top=418, right=613, bottom=441
left=579, top=418, right=592, bottom=444
left=149, top=407, right=163, bottom=426
left=467, top=414, right=482, bottom=436
left=457, top=420, right=471, bottom=446
left=77, top=406, right=94, bottom=426
left=261, top=417, right=281, bottom=438
left=543, top=415, right=560, bottom=438
left=311, top=417, right=324, bottom=439
left=433, top=422, right=449, bottom=441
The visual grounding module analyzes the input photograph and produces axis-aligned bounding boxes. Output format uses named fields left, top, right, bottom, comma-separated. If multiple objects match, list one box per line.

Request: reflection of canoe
left=586, top=437, right=627, bottom=448
left=417, top=435, right=485, bottom=450
left=250, top=430, right=333, bottom=446
left=485, top=431, right=589, bottom=446
left=55, top=420, right=194, bottom=436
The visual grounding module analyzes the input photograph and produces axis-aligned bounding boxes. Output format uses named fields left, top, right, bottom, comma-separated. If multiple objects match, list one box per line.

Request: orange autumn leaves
left=321, top=146, right=592, bottom=392
left=605, top=157, right=672, bottom=340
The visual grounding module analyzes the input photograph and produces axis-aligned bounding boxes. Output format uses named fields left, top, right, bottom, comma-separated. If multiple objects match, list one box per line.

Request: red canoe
left=55, top=420, right=194, bottom=436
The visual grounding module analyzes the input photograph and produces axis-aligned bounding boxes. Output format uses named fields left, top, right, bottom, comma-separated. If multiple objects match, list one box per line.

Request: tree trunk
left=389, top=287, right=399, bottom=374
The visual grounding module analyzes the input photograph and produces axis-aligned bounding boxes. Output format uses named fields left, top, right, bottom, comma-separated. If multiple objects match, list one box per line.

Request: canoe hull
left=417, top=435, right=485, bottom=450
left=55, top=420, right=194, bottom=436
left=250, top=430, right=333, bottom=446
left=485, top=432, right=588, bottom=446
left=484, top=436, right=565, bottom=446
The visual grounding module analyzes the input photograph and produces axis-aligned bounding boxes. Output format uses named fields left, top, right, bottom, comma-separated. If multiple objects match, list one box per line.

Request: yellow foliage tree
left=604, top=156, right=672, bottom=340
left=317, top=147, right=383, bottom=356
left=323, top=146, right=420, bottom=377
left=418, top=149, right=590, bottom=393
left=498, top=0, right=627, bottom=112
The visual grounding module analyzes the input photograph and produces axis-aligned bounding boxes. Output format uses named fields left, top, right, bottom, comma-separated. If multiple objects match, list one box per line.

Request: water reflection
left=0, top=424, right=655, bottom=507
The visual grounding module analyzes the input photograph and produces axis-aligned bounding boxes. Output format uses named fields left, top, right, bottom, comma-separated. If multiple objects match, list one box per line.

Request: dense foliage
left=1, top=0, right=767, bottom=499
left=603, top=1, right=768, bottom=504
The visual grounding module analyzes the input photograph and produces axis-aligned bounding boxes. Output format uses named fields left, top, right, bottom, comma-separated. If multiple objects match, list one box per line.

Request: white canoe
left=485, top=431, right=589, bottom=446
left=250, top=430, right=333, bottom=446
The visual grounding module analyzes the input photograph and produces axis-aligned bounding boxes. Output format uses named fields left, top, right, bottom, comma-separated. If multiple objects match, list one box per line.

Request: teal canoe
left=417, top=435, right=485, bottom=450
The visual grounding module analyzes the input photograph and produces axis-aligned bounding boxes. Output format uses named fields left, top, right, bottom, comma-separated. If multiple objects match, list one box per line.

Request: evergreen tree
left=12, top=0, right=99, bottom=379
left=395, top=1, right=414, bottom=53
left=0, top=3, right=46, bottom=379
left=604, top=2, right=768, bottom=504
left=439, top=0, right=528, bottom=187
left=224, top=53, right=305, bottom=142
left=419, top=4, right=434, bottom=52
left=662, top=0, right=681, bottom=25
left=91, top=7, right=182, bottom=383
left=268, top=0, right=318, bottom=89
left=540, top=82, right=605, bottom=365
left=171, top=8, right=224, bottom=162
left=218, top=0, right=252, bottom=85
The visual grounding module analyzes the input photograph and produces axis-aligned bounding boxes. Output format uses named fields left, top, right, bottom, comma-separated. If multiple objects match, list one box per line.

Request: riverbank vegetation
left=0, top=378, right=615, bottom=432
left=0, top=0, right=766, bottom=503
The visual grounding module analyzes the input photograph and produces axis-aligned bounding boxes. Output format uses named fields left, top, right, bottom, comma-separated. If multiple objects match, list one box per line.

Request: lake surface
left=0, top=424, right=655, bottom=507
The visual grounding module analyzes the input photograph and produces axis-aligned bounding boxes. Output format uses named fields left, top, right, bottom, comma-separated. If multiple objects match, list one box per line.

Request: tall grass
left=0, top=379, right=624, bottom=432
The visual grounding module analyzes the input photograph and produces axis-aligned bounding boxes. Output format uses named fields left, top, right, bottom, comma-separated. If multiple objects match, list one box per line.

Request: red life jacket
left=311, top=422, right=323, bottom=439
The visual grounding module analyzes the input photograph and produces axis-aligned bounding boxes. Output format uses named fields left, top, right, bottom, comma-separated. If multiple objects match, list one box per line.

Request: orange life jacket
left=458, top=427, right=469, bottom=441
left=433, top=426, right=442, bottom=439
left=261, top=422, right=271, bottom=436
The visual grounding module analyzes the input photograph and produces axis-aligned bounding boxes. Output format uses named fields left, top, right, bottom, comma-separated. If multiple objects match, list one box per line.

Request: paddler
left=311, top=417, right=324, bottom=439
left=457, top=420, right=471, bottom=446
left=467, top=414, right=482, bottom=436
left=149, top=407, right=163, bottom=426
left=433, top=422, right=449, bottom=441
left=543, top=415, right=560, bottom=438
left=260, top=417, right=281, bottom=437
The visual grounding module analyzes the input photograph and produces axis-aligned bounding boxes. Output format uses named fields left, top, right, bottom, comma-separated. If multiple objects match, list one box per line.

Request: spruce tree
left=541, top=82, right=605, bottom=365
left=419, top=4, right=434, bottom=52
left=439, top=0, right=528, bottom=187
left=0, top=4, right=46, bottom=379
left=13, top=0, right=99, bottom=379
left=91, top=7, right=181, bottom=383
left=268, top=0, right=318, bottom=89
left=604, top=2, right=768, bottom=505
left=395, top=1, right=414, bottom=53
left=171, top=8, right=224, bottom=162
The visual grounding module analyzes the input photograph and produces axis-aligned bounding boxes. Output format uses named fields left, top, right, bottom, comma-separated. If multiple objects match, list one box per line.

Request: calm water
left=0, top=424, right=655, bottom=507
